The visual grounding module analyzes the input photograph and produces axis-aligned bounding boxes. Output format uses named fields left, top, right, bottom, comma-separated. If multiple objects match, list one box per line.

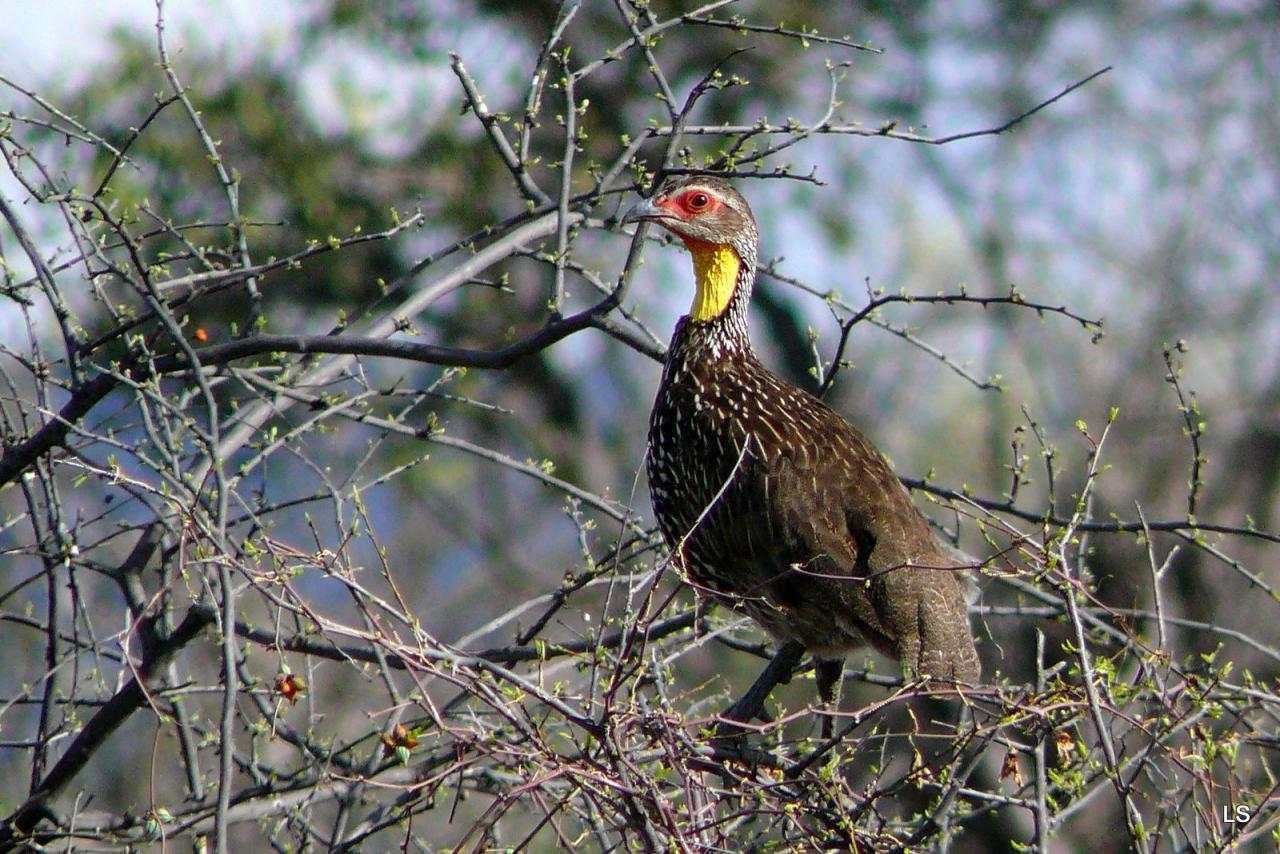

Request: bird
left=622, top=175, right=980, bottom=725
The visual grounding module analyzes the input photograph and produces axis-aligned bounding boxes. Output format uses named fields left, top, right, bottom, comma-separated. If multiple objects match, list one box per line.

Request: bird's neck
left=686, top=240, right=745, bottom=323
left=667, top=240, right=756, bottom=366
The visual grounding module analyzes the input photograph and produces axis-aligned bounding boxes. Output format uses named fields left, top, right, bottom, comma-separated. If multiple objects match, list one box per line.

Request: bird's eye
left=688, top=192, right=710, bottom=209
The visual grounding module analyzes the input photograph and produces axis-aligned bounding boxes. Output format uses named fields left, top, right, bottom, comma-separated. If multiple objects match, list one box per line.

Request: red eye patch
left=658, top=189, right=722, bottom=217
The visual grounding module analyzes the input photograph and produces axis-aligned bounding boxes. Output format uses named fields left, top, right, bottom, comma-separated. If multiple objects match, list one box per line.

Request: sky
left=4, top=1, right=282, bottom=88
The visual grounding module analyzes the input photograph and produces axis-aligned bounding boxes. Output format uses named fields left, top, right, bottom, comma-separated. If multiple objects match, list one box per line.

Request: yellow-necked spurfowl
left=623, top=176, right=980, bottom=723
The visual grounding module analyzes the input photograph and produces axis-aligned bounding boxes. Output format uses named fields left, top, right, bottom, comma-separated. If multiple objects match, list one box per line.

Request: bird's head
left=623, top=176, right=759, bottom=322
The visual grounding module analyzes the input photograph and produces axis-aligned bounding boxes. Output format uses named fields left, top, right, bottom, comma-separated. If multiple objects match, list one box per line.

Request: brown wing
left=760, top=393, right=981, bottom=682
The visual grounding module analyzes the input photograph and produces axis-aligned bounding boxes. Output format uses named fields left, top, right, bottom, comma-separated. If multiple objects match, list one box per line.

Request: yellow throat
left=687, top=241, right=741, bottom=322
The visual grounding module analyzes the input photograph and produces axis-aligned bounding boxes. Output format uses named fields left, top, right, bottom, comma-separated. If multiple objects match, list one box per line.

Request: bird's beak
left=621, top=197, right=665, bottom=226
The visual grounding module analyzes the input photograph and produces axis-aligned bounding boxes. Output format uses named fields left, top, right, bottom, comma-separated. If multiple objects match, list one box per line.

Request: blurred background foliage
left=2, top=0, right=1278, bottom=849
left=49, top=0, right=1274, bottom=639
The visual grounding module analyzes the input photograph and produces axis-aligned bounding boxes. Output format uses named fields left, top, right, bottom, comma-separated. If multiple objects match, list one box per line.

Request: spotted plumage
left=624, top=176, right=980, bottom=691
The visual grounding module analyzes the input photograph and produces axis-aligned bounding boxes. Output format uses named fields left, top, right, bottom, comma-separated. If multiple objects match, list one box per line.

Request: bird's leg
left=719, top=640, right=805, bottom=730
left=814, top=657, right=845, bottom=740
left=693, top=596, right=712, bottom=638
